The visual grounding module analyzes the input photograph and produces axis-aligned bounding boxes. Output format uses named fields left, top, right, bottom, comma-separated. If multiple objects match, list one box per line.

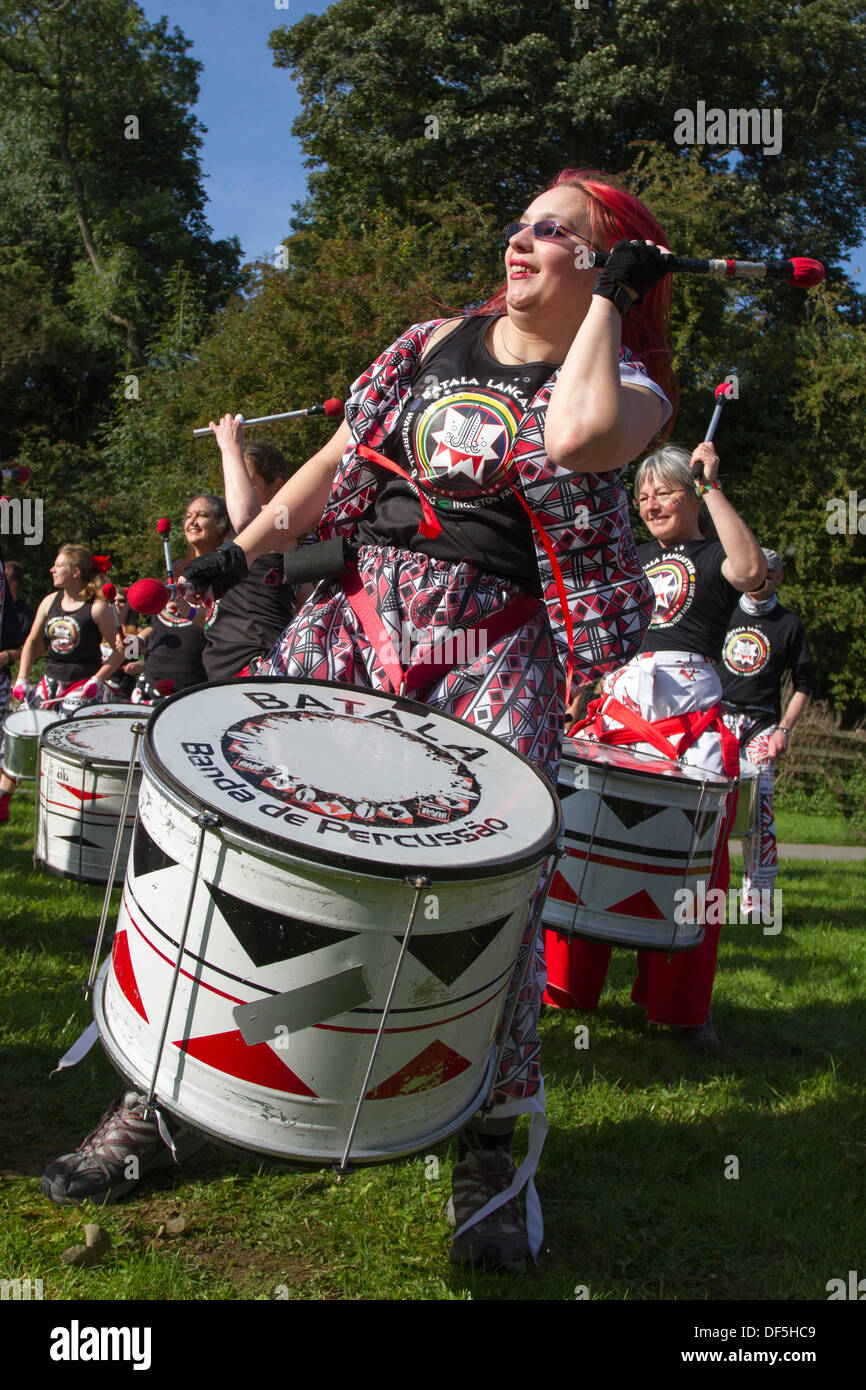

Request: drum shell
left=730, top=761, right=760, bottom=837
left=96, top=734, right=552, bottom=1163
left=543, top=739, right=732, bottom=952
left=0, top=709, right=62, bottom=781
left=35, top=720, right=141, bottom=884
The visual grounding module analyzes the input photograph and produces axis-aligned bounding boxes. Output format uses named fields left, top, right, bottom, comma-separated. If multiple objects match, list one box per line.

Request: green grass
left=2, top=785, right=865, bottom=1301
left=773, top=806, right=866, bottom=846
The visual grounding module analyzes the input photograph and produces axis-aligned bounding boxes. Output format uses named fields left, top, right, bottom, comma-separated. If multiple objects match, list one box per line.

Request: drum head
left=4, top=708, right=62, bottom=737
left=42, top=714, right=142, bottom=765
left=144, top=679, right=560, bottom=879
left=563, top=736, right=731, bottom=788
left=76, top=703, right=145, bottom=719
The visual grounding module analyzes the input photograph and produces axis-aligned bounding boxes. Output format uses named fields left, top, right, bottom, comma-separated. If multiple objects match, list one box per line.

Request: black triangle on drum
left=679, top=806, right=719, bottom=836
left=602, top=795, right=666, bottom=830
left=395, top=913, right=512, bottom=987
left=208, top=883, right=358, bottom=967
left=55, top=833, right=101, bottom=847
left=132, top=820, right=181, bottom=878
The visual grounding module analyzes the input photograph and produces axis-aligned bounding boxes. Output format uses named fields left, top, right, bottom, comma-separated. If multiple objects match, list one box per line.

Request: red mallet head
left=127, top=577, right=170, bottom=616
left=102, top=582, right=117, bottom=603
left=154, top=679, right=175, bottom=698
left=323, top=398, right=344, bottom=418
left=714, top=382, right=735, bottom=401
left=786, top=258, right=825, bottom=288
left=157, top=517, right=171, bottom=536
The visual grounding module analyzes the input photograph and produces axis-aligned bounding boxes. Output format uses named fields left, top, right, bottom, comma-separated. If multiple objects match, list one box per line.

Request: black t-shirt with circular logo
left=637, top=539, right=740, bottom=661
left=720, top=600, right=812, bottom=719
left=355, top=315, right=558, bottom=588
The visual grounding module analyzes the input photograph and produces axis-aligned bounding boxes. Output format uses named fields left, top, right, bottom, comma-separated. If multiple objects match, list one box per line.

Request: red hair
left=474, top=167, right=678, bottom=425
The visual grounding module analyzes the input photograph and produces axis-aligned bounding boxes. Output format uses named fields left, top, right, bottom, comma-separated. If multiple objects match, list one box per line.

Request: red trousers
left=543, top=838, right=729, bottom=1026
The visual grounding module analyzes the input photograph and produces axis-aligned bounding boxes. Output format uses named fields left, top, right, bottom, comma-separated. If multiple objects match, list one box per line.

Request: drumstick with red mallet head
left=191, top=397, right=344, bottom=437
left=692, top=381, right=736, bottom=477
left=157, top=517, right=173, bottom=583
left=127, top=578, right=172, bottom=616
left=588, top=251, right=826, bottom=288
left=102, top=582, right=124, bottom=636
left=154, top=679, right=175, bottom=700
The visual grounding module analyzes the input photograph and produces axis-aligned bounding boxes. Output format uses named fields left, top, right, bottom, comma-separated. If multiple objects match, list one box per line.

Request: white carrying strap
left=451, top=1081, right=549, bottom=1261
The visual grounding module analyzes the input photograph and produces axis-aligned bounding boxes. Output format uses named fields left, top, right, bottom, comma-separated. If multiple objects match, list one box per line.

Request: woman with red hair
left=41, top=171, right=677, bottom=1272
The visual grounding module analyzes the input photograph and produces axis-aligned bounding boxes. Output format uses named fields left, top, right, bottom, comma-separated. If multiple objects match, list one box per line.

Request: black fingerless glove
left=183, top=542, right=249, bottom=599
left=593, top=240, right=673, bottom=316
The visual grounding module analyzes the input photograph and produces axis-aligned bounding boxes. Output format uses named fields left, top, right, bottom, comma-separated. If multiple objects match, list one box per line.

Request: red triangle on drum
left=61, top=786, right=108, bottom=802
left=607, top=888, right=667, bottom=921
left=550, top=869, right=581, bottom=906
left=112, top=929, right=149, bottom=1023
left=365, top=1039, right=471, bottom=1100
left=173, top=1029, right=317, bottom=1097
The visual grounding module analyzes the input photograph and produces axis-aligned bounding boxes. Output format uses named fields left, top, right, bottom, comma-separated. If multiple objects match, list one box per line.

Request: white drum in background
left=94, top=678, right=560, bottom=1164
left=35, top=715, right=142, bottom=884
left=0, top=708, right=63, bottom=782
left=730, top=758, right=760, bottom=837
left=543, top=738, right=733, bottom=953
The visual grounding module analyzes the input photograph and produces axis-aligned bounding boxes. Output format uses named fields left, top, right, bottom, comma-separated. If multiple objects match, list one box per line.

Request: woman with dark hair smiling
left=42, top=169, right=677, bottom=1273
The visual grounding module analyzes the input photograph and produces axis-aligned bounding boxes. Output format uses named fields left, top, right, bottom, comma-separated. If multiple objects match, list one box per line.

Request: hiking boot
left=446, top=1146, right=527, bottom=1272
left=40, top=1091, right=208, bottom=1206
left=672, top=1012, right=721, bottom=1051
left=0, top=792, right=12, bottom=825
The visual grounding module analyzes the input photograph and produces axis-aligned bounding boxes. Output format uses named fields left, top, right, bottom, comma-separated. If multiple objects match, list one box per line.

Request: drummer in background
left=720, top=547, right=812, bottom=914
left=40, top=169, right=678, bottom=1272
left=201, top=425, right=297, bottom=680
left=128, top=496, right=228, bottom=704
left=100, top=585, right=141, bottom=701
left=555, top=440, right=765, bottom=1049
left=0, top=546, right=125, bottom=824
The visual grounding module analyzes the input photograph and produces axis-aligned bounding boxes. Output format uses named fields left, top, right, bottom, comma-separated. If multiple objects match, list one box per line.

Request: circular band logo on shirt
left=46, top=615, right=82, bottom=654
left=410, top=390, right=521, bottom=499
left=723, top=627, right=771, bottom=675
left=221, top=710, right=481, bottom=827
left=644, top=555, right=696, bottom=627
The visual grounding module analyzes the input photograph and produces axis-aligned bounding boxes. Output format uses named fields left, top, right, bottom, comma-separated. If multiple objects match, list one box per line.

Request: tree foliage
left=0, top=0, right=242, bottom=458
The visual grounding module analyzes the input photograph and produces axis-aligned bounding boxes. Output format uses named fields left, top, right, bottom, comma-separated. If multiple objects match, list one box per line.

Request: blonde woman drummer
left=553, top=440, right=766, bottom=1047
left=41, top=169, right=677, bottom=1272
left=0, top=546, right=124, bottom=824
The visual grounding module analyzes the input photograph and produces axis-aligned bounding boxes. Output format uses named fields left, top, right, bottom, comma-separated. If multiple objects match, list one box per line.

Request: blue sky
left=140, top=0, right=864, bottom=286
left=139, top=0, right=334, bottom=265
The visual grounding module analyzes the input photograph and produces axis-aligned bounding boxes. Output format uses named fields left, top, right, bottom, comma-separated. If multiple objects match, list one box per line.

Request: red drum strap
left=343, top=564, right=539, bottom=697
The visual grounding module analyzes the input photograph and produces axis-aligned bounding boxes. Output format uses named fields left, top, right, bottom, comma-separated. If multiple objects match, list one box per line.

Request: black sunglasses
left=503, top=219, right=593, bottom=248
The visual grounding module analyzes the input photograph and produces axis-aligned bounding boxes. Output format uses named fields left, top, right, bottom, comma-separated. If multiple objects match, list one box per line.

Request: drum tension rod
left=84, top=721, right=147, bottom=998
left=333, top=872, right=431, bottom=1181
left=144, top=810, right=220, bottom=1121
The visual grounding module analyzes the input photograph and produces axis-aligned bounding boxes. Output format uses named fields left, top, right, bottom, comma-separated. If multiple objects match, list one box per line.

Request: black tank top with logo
left=44, top=592, right=104, bottom=683
left=143, top=609, right=207, bottom=690
left=355, top=316, right=559, bottom=588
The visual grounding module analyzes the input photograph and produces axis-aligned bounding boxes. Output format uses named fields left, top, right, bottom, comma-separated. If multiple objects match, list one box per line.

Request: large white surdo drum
left=35, top=714, right=142, bottom=883
left=543, top=738, right=733, bottom=954
left=1, top=708, right=63, bottom=781
left=94, top=679, right=560, bottom=1164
